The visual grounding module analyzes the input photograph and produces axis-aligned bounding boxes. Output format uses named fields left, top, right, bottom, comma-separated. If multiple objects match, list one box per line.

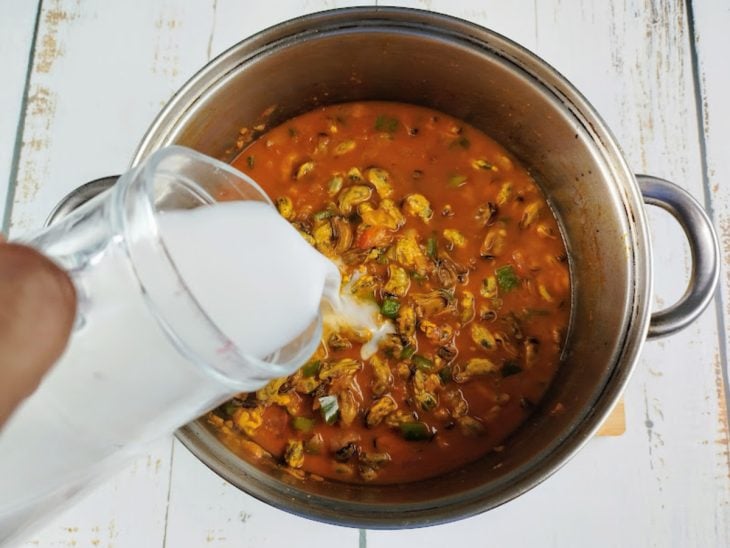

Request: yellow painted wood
left=597, top=398, right=626, bottom=437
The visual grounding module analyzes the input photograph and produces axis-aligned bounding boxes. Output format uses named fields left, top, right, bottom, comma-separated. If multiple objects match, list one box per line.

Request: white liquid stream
left=158, top=201, right=392, bottom=361
left=159, top=201, right=339, bottom=360
left=0, top=200, right=391, bottom=544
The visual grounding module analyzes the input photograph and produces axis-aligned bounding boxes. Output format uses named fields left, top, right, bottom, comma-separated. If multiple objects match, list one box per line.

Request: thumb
left=0, top=243, right=77, bottom=426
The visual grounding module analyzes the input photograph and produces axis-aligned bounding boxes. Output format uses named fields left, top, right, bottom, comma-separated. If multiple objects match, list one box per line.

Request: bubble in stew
left=209, top=101, right=571, bottom=484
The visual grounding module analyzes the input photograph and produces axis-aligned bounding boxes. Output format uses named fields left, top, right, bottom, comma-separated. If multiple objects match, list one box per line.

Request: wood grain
left=689, top=0, right=730, bottom=540
left=0, top=0, right=40, bottom=230
left=6, top=0, right=213, bottom=544
left=367, top=2, right=729, bottom=547
left=0, top=0, right=725, bottom=546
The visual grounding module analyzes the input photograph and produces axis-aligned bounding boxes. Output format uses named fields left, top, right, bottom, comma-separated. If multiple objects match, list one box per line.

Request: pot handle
left=45, top=176, right=119, bottom=227
left=638, top=174, right=720, bottom=338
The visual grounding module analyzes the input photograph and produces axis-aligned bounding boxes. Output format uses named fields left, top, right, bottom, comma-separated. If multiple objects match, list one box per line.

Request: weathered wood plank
left=208, top=0, right=376, bottom=58
left=9, top=0, right=372, bottom=546
left=367, top=1, right=729, bottom=546
left=22, top=438, right=173, bottom=547
left=162, top=439, right=360, bottom=547
left=374, top=0, right=538, bottom=49
left=9, top=0, right=221, bottom=544
left=7, top=0, right=222, bottom=236
left=5, top=0, right=727, bottom=546
left=522, top=2, right=730, bottom=544
left=690, top=0, right=730, bottom=539
left=0, top=0, right=39, bottom=229
left=159, top=2, right=374, bottom=545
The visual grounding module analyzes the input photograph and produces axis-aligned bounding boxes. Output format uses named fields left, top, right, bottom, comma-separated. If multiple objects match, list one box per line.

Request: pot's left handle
left=45, top=176, right=120, bottom=227
left=638, top=174, right=720, bottom=338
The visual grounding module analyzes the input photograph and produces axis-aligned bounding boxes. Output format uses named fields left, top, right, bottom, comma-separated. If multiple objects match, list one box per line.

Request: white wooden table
left=2, top=1, right=729, bottom=546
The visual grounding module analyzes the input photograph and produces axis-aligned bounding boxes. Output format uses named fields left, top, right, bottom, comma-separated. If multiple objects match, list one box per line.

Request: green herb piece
left=412, top=354, right=434, bottom=371
left=380, top=298, right=400, bottom=319
left=399, top=422, right=433, bottom=441
left=304, top=435, right=324, bottom=454
left=448, top=174, right=468, bottom=188
left=495, top=265, right=520, bottom=293
left=292, top=416, right=315, bottom=432
left=301, top=360, right=321, bottom=378
left=313, top=209, right=334, bottom=221
left=246, top=155, right=255, bottom=168
left=411, top=271, right=427, bottom=282
left=426, top=235, right=437, bottom=259
left=400, top=345, right=416, bottom=359
left=450, top=135, right=470, bottom=149
left=501, top=361, right=523, bottom=377
left=223, top=400, right=240, bottom=417
left=375, top=115, right=399, bottom=133
left=288, top=127, right=298, bottom=137
left=438, top=367, right=453, bottom=384
left=318, top=395, right=339, bottom=425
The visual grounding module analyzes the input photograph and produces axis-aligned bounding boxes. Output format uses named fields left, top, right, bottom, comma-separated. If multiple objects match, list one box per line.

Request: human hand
left=0, top=237, right=77, bottom=427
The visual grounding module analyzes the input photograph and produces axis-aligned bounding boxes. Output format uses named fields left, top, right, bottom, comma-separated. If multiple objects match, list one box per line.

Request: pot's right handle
left=638, top=174, right=720, bottom=338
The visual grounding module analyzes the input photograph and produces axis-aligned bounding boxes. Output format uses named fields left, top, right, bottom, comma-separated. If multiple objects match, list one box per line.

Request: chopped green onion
left=246, top=155, right=255, bottom=168
left=292, top=416, right=315, bottom=432
left=223, top=400, right=240, bottom=417
left=501, top=361, right=523, bottom=377
left=438, top=367, right=453, bottom=384
left=301, top=360, right=321, bottom=378
left=399, top=422, right=433, bottom=441
left=495, top=265, right=520, bottom=293
left=448, top=174, right=468, bottom=188
left=374, top=115, right=399, bottom=133
left=400, top=345, right=416, bottom=359
left=304, top=435, right=324, bottom=454
left=319, top=395, right=339, bottom=425
left=412, top=354, right=434, bottom=371
left=380, top=298, right=400, bottom=319
left=450, top=135, right=470, bottom=149
left=313, top=209, right=334, bottom=221
left=426, top=235, right=437, bottom=259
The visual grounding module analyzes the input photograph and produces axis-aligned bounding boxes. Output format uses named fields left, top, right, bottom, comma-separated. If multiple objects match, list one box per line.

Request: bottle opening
left=118, top=146, right=327, bottom=390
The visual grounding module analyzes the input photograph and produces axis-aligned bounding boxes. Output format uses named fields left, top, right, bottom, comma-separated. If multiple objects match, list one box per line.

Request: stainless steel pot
left=59, top=7, right=720, bottom=529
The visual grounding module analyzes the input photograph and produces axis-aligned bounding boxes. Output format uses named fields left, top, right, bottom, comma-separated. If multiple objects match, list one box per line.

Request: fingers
left=0, top=244, right=77, bottom=426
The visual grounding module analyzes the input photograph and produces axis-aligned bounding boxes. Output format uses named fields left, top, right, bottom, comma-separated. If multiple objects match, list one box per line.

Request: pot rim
left=133, top=6, right=652, bottom=528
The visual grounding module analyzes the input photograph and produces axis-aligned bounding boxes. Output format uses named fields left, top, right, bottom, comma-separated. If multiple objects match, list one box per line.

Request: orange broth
left=209, top=101, right=571, bottom=484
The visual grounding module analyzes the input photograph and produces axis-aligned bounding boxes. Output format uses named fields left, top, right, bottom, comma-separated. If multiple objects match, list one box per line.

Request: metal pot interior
left=134, top=9, right=650, bottom=527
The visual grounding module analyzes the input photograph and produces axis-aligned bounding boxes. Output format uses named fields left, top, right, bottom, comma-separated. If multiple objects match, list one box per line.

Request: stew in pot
left=208, top=101, right=571, bottom=484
